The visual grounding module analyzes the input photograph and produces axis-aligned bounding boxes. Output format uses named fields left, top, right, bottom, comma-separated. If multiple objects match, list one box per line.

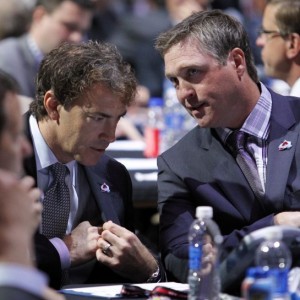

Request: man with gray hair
left=155, top=9, right=300, bottom=295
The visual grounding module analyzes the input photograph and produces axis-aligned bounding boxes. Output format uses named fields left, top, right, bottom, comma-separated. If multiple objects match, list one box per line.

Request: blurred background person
left=0, top=0, right=34, bottom=41
left=256, top=0, right=300, bottom=97
left=0, top=70, right=63, bottom=300
left=0, top=0, right=95, bottom=98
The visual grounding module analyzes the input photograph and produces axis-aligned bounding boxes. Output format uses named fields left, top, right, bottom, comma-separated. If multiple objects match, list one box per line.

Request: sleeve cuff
left=50, top=237, right=71, bottom=270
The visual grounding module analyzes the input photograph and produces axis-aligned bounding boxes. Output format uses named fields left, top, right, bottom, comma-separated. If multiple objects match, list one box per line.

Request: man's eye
left=188, top=69, right=198, bottom=77
left=169, top=77, right=178, bottom=88
left=88, top=115, right=103, bottom=121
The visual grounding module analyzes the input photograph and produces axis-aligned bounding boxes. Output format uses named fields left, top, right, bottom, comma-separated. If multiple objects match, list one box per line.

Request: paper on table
left=116, top=158, right=157, bottom=171
left=107, top=140, right=145, bottom=151
left=61, top=282, right=189, bottom=298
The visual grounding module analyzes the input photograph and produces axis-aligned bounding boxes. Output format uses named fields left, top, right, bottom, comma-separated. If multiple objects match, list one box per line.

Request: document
left=61, top=282, right=189, bottom=298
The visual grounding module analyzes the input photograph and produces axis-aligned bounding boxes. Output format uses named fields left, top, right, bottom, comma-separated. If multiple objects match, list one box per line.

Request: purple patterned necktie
left=42, top=162, right=70, bottom=239
left=227, top=131, right=264, bottom=199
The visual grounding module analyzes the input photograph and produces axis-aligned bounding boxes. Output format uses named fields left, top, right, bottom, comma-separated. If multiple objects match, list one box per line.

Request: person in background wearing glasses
left=0, top=0, right=95, bottom=99
left=256, top=0, right=300, bottom=96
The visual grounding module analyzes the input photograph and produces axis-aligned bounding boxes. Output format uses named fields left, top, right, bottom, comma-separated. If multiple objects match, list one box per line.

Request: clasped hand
left=63, top=220, right=158, bottom=282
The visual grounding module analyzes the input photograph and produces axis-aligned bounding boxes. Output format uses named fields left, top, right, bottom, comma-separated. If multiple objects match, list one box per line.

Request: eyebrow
left=86, top=111, right=127, bottom=119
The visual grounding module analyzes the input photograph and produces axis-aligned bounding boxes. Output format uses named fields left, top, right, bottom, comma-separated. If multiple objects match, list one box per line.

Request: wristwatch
left=146, top=265, right=161, bottom=283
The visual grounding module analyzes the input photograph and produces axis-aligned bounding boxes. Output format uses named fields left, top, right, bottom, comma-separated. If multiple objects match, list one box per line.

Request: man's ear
left=44, top=90, right=59, bottom=121
left=286, top=33, right=300, bottom=59
left=228, top=48, right=246, bottom=78
left=32, top=5, right=48, bottom=24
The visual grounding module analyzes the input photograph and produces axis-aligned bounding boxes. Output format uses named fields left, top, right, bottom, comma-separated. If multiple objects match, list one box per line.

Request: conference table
left=105, top=140, right=158, bottom=208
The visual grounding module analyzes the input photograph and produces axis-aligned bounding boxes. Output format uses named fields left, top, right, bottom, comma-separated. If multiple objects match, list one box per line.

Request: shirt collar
left=26, top=35, right=44, bottom=65
left=290, top=77, right=300, bottom=97
left=216, top=82, right=272, bottom=143
left=29, top=115, right=76, bottom=173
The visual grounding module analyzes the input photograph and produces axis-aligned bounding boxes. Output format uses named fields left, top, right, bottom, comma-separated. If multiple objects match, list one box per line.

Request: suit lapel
left=265, top=92, right=298, bottom=202
left=83, top=166, right=120, bottom=224
left=199, top=129, right=264, bottom=217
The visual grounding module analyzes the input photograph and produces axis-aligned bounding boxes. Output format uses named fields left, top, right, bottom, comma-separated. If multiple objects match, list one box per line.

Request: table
left=106, top=140, right=158, bottom=208
left=60, top=282, right=189, bottom=300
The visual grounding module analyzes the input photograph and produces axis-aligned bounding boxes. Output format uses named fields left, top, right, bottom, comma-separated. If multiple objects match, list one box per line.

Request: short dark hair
left=155, top=9, right=258, bottom=83
left=35, top=0, right=96, bottom=12
left=31, top=41, right=137, bottom=120
left=0, top=70, right=19, bottom=134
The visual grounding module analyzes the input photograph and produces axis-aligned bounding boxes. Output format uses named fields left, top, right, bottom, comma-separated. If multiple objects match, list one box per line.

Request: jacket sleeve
left=157, top=155, right=274, bottom=283
left=34, top=232, right=62, bottom=289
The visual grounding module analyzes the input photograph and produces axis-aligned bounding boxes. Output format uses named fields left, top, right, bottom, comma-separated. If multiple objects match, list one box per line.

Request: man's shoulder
left=0, top=36, right=27, bottom=68
left=161, top=126, right=209, bottom=156
left=0, top=36, right=23, bottom=53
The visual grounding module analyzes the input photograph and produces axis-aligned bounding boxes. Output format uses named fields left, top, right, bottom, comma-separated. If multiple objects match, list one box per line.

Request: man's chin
left=77, top=152, right=105, bottom=166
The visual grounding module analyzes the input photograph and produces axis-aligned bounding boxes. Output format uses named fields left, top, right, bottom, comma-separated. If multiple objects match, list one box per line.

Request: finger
left=19, top=176, right=36, bottom=190
left=103, top=221, right=128, bottom=238
left=28, top=187, right=42, bottom=202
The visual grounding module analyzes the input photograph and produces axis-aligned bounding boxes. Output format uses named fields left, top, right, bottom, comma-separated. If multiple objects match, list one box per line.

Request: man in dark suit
left=0, top=0, right=95, bottom=98
left=155, top=10, right=300, bottom=294
left=24, top=41, right=161, bottom=289
left=0, top=71, right=63, bottom=299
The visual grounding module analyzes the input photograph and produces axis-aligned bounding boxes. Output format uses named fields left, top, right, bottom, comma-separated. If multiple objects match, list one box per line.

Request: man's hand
left=0, top=170, right=42, bottom=266
left=63, top=221, right=100, bottom=266
left=96, top=221, right=158, bottom=282
left=274, top=211, right=300, bottom=226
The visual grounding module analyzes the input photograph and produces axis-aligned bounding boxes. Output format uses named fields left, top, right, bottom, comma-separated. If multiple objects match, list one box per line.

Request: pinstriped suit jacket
left=157, top=89, right=300, bottom=286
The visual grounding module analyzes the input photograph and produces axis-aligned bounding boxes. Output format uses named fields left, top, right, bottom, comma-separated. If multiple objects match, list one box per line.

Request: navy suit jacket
left=157, top=89, right=300, bottom=287
left=23, top=114, right=135, bottom=288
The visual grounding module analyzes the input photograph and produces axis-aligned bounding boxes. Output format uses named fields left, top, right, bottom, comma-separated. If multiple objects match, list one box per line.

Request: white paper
left=62, top=282, right=189, bottom=298
left=115, top=158, right=157, bottom=171
left=107, top=140, right=145, bottom=151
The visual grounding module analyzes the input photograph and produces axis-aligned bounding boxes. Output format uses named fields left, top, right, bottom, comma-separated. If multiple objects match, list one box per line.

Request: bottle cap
left=196, top=206, right=213, bottom=219
left=148, top=97, right=163, bottom=107
left=264, top=227, right=283, bottom=241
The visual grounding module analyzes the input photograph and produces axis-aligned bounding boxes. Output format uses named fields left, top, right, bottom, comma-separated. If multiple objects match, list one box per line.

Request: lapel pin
left=100, top=182, right=110, bottom=193
left=278, top=140, right=292, bottom=151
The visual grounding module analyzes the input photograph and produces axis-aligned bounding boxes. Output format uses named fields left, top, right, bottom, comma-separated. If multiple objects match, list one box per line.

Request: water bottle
left=161, top=79, right=195, bottom=153
left=188, top=206, right=223, bottom=300
left=255, top=227, right=292, bottom=299
left=144, top=97, right=164, bottom=158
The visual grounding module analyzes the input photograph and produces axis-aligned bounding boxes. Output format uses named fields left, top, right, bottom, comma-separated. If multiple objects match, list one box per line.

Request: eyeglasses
left=257, top=27, right=287, bottom=39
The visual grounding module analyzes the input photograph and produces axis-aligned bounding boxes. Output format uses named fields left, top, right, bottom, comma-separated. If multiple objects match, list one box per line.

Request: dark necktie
left=42, top=162, right=70, bottom=239
left=226, top=131, right=264, bottom=199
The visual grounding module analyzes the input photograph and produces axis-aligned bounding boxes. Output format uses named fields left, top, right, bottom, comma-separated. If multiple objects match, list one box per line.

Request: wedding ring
left=102, top=243, right=111, bottom=255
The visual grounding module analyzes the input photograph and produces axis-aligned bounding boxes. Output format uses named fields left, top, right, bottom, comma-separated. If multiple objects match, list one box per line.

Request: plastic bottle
left=161, top=79, right=195, bottom=153
left=144, top=97, right=164, bottom=158
left=254, top=228, right=292, bottom=299
left=188, top=206, right=223, bottom=300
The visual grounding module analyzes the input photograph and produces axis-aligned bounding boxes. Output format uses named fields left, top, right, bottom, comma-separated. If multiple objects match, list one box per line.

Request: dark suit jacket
left=157, top=89, right=300, bottom=290
left=0, top=34, right=37, bottom=98
left=23, top=114, right=135, bottom=288
left=0, top=287, right=43, bottom=300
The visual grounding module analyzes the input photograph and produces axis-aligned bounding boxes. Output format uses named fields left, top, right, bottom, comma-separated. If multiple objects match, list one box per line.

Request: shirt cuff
left=0, top=263, right=48, bottom=297
left=50, top=237, right=71, bottom=270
